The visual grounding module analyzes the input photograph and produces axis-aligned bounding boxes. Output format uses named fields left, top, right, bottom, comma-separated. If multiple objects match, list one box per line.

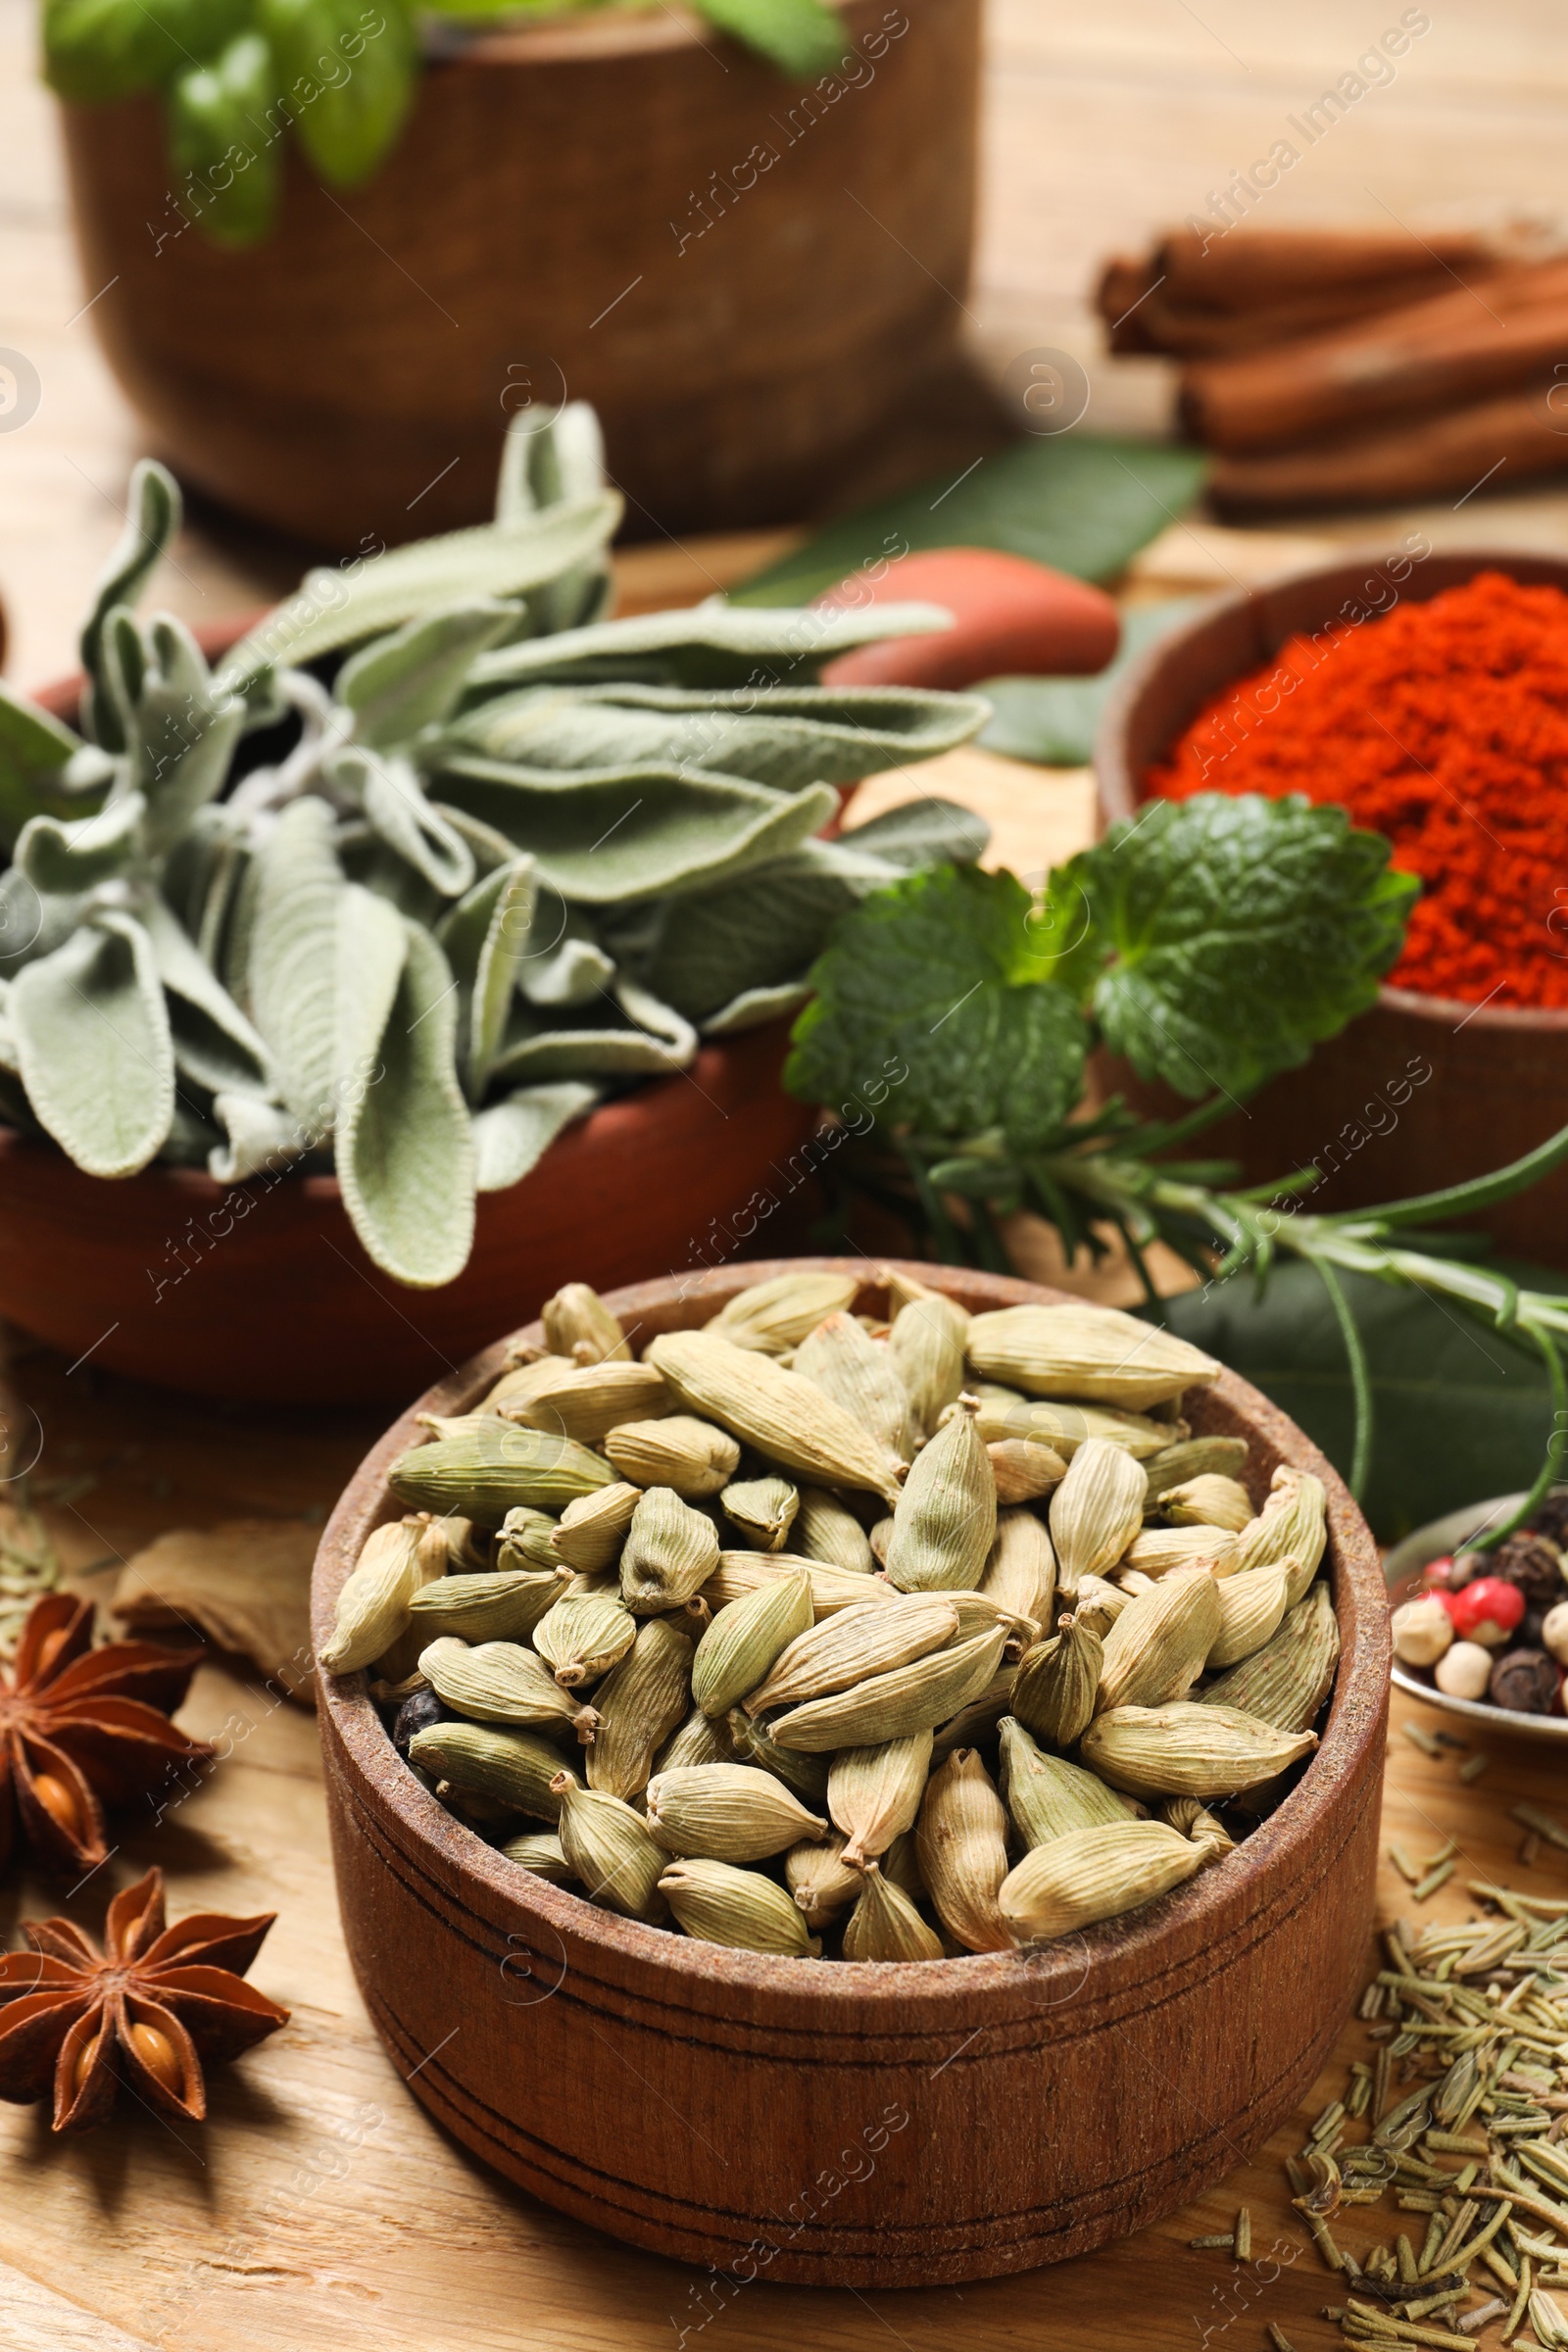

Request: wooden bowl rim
left=1094, top=544, right=1568, bottom=1036
left=313, top=1254, right=1389, bottom=2010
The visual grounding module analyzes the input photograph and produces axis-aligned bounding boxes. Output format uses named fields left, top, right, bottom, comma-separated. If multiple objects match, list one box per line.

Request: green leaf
left=139, top=892, right=272, bottom=1095
left=731, top=437, right=1209, bottom=608
left=11, top=911, right=174, bottom=1177
left=442, top=681, right=988, bottom=791
left=335, top=915, right=475, bottom=1286
left=262, top=0, right=416, bottom=187
left=128, top=615, right=245, bottom=849
left=701, top=979, right=813, bottom=1035
left=433, top=856, right=538, bottom=1097
left=496, top=402, right=606, bottom=526
left=472, top=1081, right=598, bottom=1193
left=168, top=31, right=280, bottom=248
left=333, top=747, right=476, bottom=900
left=976, top=599, right=1209, bottom=767
left=689, top=0, right=845, bottom=75
left=1160, top=1255, right=1568, bottom=1544
left=785, top=863, right=1090, bottom=1148
left=432, top=757, right=838, bottom=903
left=1073, top=794, right=1419, bottom=1102
left=209, top=1090, right=302, bottom=1182
left=488, top=980, right=697, bottom=1086
left=464, top=600, right=952, bottom=696
left=219, top=491, right=622, bottom=681
left=0, top=687, right=116, bottom=853
left=79, top=464, right=179, bottom=750
left=839, top=798, right=991, bottom=871
left=15, top=793, right=146, bottom=896
left=336, top=603, right=516, bottom=749
left=247, top=796, right=345, bottom=1128
left=43, top=0, right=249, bottom=100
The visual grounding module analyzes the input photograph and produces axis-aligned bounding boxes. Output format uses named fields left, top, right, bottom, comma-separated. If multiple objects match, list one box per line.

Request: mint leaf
left=785, top=864, right=1089, bottom=1148
left=1068, top=794, right=1417, bottom=1101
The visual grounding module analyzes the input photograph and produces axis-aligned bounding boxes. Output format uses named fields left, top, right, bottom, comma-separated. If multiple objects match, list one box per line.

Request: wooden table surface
left=6, top=1, right=1568, bottom=2344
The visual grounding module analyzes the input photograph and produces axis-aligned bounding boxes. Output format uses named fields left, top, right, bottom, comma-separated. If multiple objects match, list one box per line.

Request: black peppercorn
left=1490, top=1532, right=1566, bottom=1610
left=1488, top=1646, right=1560, bottom=1716
left=393, top=1687, right=448, bottom=1759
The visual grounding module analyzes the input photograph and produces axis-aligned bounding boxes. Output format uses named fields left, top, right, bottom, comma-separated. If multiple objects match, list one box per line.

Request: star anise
left=0, top=1592, right=212, bottom=1878
left=0, top=1865, right=289, bottom=2132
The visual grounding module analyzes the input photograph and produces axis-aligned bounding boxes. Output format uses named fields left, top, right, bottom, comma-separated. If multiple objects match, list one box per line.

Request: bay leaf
left=114, top=1518, right=319, bottom=1703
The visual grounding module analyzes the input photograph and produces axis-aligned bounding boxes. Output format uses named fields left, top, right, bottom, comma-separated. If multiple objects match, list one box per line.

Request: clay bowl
left=0, top=641, right=816, bottom=1403
left=58, top=0, right=979, bottom=548
left=1384, top=1490, right=1568, bottom=1746
left=1095, top=549, right=1568, bottom=1267
left=315, top=1255, right=1388, bottom=2287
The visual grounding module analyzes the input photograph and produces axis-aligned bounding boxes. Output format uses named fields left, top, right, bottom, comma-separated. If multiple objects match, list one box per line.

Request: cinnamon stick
left=1157, top=224, right=1503, bottom=308
left=1207, top=385, right=1568, bottom=515
left=1183, top=259, right=1568, bottom=454
left=1122, top=274, right=1484, bottom=360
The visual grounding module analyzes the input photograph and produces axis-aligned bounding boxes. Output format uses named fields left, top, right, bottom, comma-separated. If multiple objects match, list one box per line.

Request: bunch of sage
left=0, top=404, right=988, bottom=1285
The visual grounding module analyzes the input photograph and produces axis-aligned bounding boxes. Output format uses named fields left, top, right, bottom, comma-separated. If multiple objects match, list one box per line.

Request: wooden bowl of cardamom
left=314, top=1257, right=1388, bottom=2287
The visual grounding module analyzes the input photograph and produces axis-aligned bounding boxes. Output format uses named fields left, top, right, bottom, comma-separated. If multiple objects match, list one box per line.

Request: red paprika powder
left=1148, top=570, right=1568, bottom=1007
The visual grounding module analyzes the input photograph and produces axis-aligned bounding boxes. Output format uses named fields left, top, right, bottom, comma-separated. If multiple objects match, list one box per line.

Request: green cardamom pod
left=550, top=1481, right=642, bottom=1573
left=1162, top=1474, right=1254, bottom=1535
left=720, top=1475, right=799, bottom=1553
left=1048, top=1436, right=1148, bottom=1594
left=552, top=1775, right=668, bottom=1922
left=884, top=1397, right=996, bottom=1593
left=998, top=1814, right=1226, bottom=1946
left=886, top=1285, right=968, bottom=1438
left=1199, top=1580, right=1339, bottom=1734
left=744, top=1592, right=958, bottom=1717
left=619, top=1485, right=720, bottom=1614
left=708, top=1270, right=858, bottom=1355
left=793, top=1310, right=917, bottom=1470
left=587, top=1617, right=693, bottom=1798
left=1142, top=1435, right=1250, bottom=1507
left=768, top=1625, right=1007, bottom=1753
left=320, top=1516, right=440, bottom=1674
left=541, top=1282, right=631, bottom=1365
left=1009, top=1613, right=1103, bottom=1749
left=705, top=1549, right=894, bottom=1619
left=408, top=1566, right=569, bottom=1644
left=496, top=1505, right=564, bottom=1572
left=646, top=1330, right=903, bottom=1505
left=828, top=1730, right=933, bottom=1868
left=998, top=1715, right=1139, bottom=1847
left=965, top=1302, right=1220, bottom=1411
left=659, top=1856, right=821, bottom=1956
left=409, top=1720, right=570, bottom=1821
left=1206, top=1559, right=1293, bottom=1672
left=390, top=1425, right=615, bottom=1523
left=690, top=1565, right=813, bottom=1718
left=979, top=1507, right=1056, bottom=1625
left=652, top=1702, right=736, bottom=1775
left=508, top=1358, right=670, bottom=1446
left=532, top=1591, right=639, bottom=1687
left=726, top=1705, right=831, bottom=1809
left=500, top=1829, right=572, bottom=1883
left=1232, top=1467, right=1328, bottom=1608
left=785, top=1828, right=863, bottom=1930
left=418, top=1636, right=600, bottom=1743
left=1096, top=1564, right=1221, bottom=1713
left=843, top=1861, right=943, bottom=1963
left=792, top=1484, right=875, bottom=1576
left=915, top=1746, right=1010, bottom=1953
left=1081, top=1700, right=1318, bottom=1799
left=645, top=1762, right=828, bottom=1863
left=605, top=1415, right=740, bottom=1499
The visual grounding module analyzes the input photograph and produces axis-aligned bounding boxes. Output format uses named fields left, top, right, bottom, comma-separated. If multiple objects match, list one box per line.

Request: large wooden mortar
left=315, top=1256, right=1388, bottom=2286
left=1095, top=549, right=1568, bottom=1268
left=58, top=0, right=980, bottom=547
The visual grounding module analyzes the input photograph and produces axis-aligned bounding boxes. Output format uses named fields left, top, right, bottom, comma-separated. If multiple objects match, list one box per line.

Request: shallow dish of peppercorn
left=1384, top=1491, right=1568, bottom=1740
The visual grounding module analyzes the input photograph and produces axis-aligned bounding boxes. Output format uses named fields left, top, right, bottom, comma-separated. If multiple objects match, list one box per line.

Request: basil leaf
left=263, top=0, right=416, bottom=187
left=1072, top=794, right=1419, bottom=1101
left=472, top=1081, right=598, bottom=1193
left=44, top=0, right=248, bottom=101
left=732, top=438, right=1209, bottom=608
left=335, top=914, right=475, bottom=1286
left=1161, top=1255, right=1568, bottom=1544
left=168, top=32, right=280, bottom=248
left=689, top=0, right=844, bottom=75
left=11, top=912, right=174, bottom=1177
left=786, top=864, right=1089, bottom=1149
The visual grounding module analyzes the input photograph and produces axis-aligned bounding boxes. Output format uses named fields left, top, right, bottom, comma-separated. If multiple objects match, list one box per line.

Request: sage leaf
left=701, top=980, right=813, bottom=1035
left=471, top=1079, right=598, bottom=1193
left=333, top=745, right=475, bottom=899
left=11, top=910, right=174, bottom=1177
left=209, top=1089, right=303, bottom=1183
left=442, top=680, right=988, bottom=791
left=731, top=437, right=1210, bottom=608
left=248, top=796, right=345, bottom=1129
left=837, top=798, right=992, bottom=871
left=79, top=462, right=178, bottom=749
left=494, top=404, right=611, bottom=638
left=785, top=863, right=1091, bottom=1152
left=433, top=757, right=837, bottom=903
left=517, top=911, right=615, bottom=1008
left=488, top=979, right=697, bottom=1086
left=0, top=685, right=115, bottom=852
left=219, top=491, right=622, bottom=680
left=336, top=603, right=516, bottom=750
left=16, top=792, right=146, bottom=896
left=1069, top=795, right=1421, bottom=1100
left=464, top=600, right=954, bottom=696
left=335, top=916, right=475, bottom=1286
left=127, top=614, right=246, bottom=849
left=433, top=855, right=538, bottom=1096
left=139, top=891, right=272, bottom=1093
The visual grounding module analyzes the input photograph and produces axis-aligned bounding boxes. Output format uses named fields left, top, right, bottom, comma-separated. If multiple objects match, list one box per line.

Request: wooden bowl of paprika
left=1095, top=548, right=1568, bottom=1268
left=315, top=1256, right=1389, bottom=2286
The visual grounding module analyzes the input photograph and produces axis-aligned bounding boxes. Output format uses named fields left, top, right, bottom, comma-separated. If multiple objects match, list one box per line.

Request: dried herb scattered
left=0, top=1866, right=287, bottom=2132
